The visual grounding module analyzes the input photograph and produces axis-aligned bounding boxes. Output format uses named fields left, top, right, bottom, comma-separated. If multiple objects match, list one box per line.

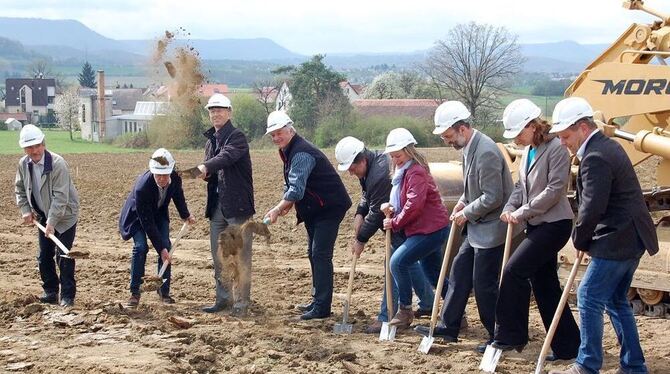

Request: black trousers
left=304, top=212, right=345, bottom=314
left=441, top=237, right=504, bottom=339
left=494, top=219, right=580, bottom=358
left=37, top=222, right=77, bottom=299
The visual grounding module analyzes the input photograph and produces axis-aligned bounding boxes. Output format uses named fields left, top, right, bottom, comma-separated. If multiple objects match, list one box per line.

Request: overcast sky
left=0, top=0, right=659, bottom=54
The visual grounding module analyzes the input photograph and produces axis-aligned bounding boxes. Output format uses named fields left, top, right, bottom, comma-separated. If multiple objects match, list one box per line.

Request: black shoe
left=60, top=298, right=74, bottom=307
left=476, top=339, right=494, bottom=354
left=300, top=309, right=330, bottom=320
left=202, top=302, right=229, bottom=313
left=491, top=340, right=526, bottom=353
left=545, top=351, right=576, bottom=362
left=38, top=293, right=58, bottom=304
left=295, top=302, right=314, bottom=312
left=413, top=309, right=431, bottom=318
left=413, top=325, right=458, bottom=342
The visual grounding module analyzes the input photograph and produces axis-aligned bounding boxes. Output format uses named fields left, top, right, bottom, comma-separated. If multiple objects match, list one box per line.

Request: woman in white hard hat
left=491, top=99, right=580, bottom=360
left=119, top=148, right=196, bottom=307
left=381, top=128, right=450, bottom=329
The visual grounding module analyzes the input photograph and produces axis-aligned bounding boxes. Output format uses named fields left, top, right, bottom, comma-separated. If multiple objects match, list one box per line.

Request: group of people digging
left=15, top=93, right=658, bottom=374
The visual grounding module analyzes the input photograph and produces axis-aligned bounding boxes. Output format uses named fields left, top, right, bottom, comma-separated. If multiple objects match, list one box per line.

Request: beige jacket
left=504, top=137, right=573, bottom=226
left=15, top=150, right=79, bottom=233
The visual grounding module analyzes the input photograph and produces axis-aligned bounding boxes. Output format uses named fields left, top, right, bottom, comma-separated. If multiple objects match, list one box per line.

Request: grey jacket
left=354, top=150, right=392, bottom=243
left=459, top=131, right=514, bottom=248
left=15, top=150, right=79, bottom=233
left=504, top=137, right=573, bottom=226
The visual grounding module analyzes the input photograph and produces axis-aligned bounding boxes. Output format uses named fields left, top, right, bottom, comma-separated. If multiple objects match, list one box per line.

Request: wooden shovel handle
left=384, top=209, right=394, bottom=321
left=345, top=252, right=358, bottom=309
left=499, top=223, right=514, bottom=288
left=534, top=251, right=585, bottom=374
left=34, top=221, right=70, bottom=255
left=157, top=222, right=189, bottom=278
left=429, top=224, right=460, bottom=333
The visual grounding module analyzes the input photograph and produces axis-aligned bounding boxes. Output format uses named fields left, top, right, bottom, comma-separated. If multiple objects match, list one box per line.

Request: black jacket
left=355, top=150, right=393, bottom=243
left=203, top=121, right=255, bottom=219
left=281, top=134, right=351, bottom=223
left=119, top=170, right=190, bottom=253
left=573, top=131, right=658, bottom=260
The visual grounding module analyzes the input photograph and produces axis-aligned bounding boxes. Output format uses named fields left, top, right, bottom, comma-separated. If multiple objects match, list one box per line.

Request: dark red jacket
left=391, top=163, right=450, bottom=236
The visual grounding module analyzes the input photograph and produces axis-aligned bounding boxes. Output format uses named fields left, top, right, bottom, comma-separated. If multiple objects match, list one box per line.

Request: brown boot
left=365, top=320, right=383, bottom=334
left=389, top=305, right=413, bottom=329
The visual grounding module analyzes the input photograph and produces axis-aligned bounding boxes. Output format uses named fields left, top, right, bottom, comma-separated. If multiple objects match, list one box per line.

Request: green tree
left=231, top=94, right=268, bottom=139
left=78, top=61, right=96, bottom=88
left=287, top=55, right=349, bottom=136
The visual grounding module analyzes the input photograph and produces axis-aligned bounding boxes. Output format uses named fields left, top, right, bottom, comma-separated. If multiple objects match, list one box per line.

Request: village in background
left=0, top=17, right=599, bottom=151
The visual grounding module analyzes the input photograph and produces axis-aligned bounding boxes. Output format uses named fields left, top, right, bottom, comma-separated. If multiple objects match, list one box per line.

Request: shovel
left=334, top=252, right=358, bottom=334
left=480, top=222, right=515, bottom=372
left=379, top=203, right=397, bottom=342
left=418, top=223, right=460, bottom=354
left=34, top=221, right=89, bottom=259
left=142, top=222, right=189, bottom=292
left=533, top=251, right=585, bottom=374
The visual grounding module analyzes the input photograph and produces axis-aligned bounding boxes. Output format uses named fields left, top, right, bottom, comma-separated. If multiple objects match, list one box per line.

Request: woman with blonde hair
left=382, top=128, right=450, bottom=329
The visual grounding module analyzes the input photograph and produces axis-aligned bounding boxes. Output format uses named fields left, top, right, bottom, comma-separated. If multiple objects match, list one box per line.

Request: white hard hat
left=502, top=99, right=542, bottom=139
left=18, top=124, right=45, bottom=148
left=384, top=128, right=417, bottom=154
left=433, top=100, right=471, bottom=135
left=265, top=110, right=293, bottom=135
left=550, top=97, right=594, bottom=133
left=335, top=136, right=365, bottom=171
left=149, top=148, right=175, bottom=175
left=205, top=93, right=232, bottom=109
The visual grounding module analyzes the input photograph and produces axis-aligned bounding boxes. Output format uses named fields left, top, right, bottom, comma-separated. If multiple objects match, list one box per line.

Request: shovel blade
left=478, top=345, right=503, bottom=372
left=378, top=322, right=396, bottom=341
left=417, top=335, right=435, bottom=354
left=333, top=322, right=353, bottom=334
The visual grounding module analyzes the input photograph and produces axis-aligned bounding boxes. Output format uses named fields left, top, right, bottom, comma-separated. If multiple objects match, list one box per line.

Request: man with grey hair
left=15, top=124, right=80, bottom=307
left=198, top=93, right=255, bottom=316
left=263, top=110, right=352, bottom=320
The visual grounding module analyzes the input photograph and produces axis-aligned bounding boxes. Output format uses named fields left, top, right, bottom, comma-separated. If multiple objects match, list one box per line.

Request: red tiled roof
left=197, top=84, right=229, bottom=97
left=0, top=112, right=28, bottom=121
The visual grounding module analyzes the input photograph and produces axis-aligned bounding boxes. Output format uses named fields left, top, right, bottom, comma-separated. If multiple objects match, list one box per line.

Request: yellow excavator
left=432, top=0, right=670, bottom=318
left=558, top=0, right=670, bottom=318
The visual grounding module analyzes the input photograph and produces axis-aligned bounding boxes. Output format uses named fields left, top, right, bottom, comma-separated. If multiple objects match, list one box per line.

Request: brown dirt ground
left=1, top=148, right=669, bottom=374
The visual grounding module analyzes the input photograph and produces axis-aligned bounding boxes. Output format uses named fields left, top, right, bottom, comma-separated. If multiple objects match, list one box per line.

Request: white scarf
left=390, top=160, right=414, bottom=213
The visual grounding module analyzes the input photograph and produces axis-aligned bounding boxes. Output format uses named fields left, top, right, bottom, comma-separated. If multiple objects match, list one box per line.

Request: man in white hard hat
left=14, top=125, right=80, bottom=307
left=548, top=97, right=658, bottom=374
left=263, top=110, right=352, bottom=320
left=197, top=94, right=256, bottom=315
left=334, top=136, right=435, bottom=333
left=415, top=101, right=514, bottom=353
left=119, top=148, right=196, bottom=307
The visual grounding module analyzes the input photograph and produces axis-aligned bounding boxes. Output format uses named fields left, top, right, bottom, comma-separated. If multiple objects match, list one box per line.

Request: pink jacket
left=391, top=163, right=450, bottom=236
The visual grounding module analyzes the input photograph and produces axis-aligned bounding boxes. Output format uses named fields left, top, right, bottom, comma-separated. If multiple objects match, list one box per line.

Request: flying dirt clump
left=216, top=221, right=271, bottom=311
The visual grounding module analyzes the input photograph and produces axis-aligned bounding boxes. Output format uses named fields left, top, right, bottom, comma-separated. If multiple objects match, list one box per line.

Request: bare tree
left=252, top=80, right=280, bottom=114
left=423, top=22, right=524, bottom=124
left=54, top=87, right=81, bottom=140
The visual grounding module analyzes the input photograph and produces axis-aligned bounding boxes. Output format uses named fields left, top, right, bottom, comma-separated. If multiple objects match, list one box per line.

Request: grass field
left=0, top=130, right=147, bottom=155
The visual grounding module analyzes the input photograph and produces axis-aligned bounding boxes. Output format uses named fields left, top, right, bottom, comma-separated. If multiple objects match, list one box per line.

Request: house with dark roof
left=340, top=81, right=364, bottom=102
left=4, top=78, right=56, bottom=124
left=353, top=99, right=440, bottom=121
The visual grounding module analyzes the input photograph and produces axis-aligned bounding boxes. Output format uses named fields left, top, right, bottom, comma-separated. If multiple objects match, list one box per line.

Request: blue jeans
left=576, top=257, right=647, bottom=374
left=390, top=226, right=449, bottom=307
left=378, top=232, right=435, bottom=321
left=129, top=218, right=171, bottom=296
